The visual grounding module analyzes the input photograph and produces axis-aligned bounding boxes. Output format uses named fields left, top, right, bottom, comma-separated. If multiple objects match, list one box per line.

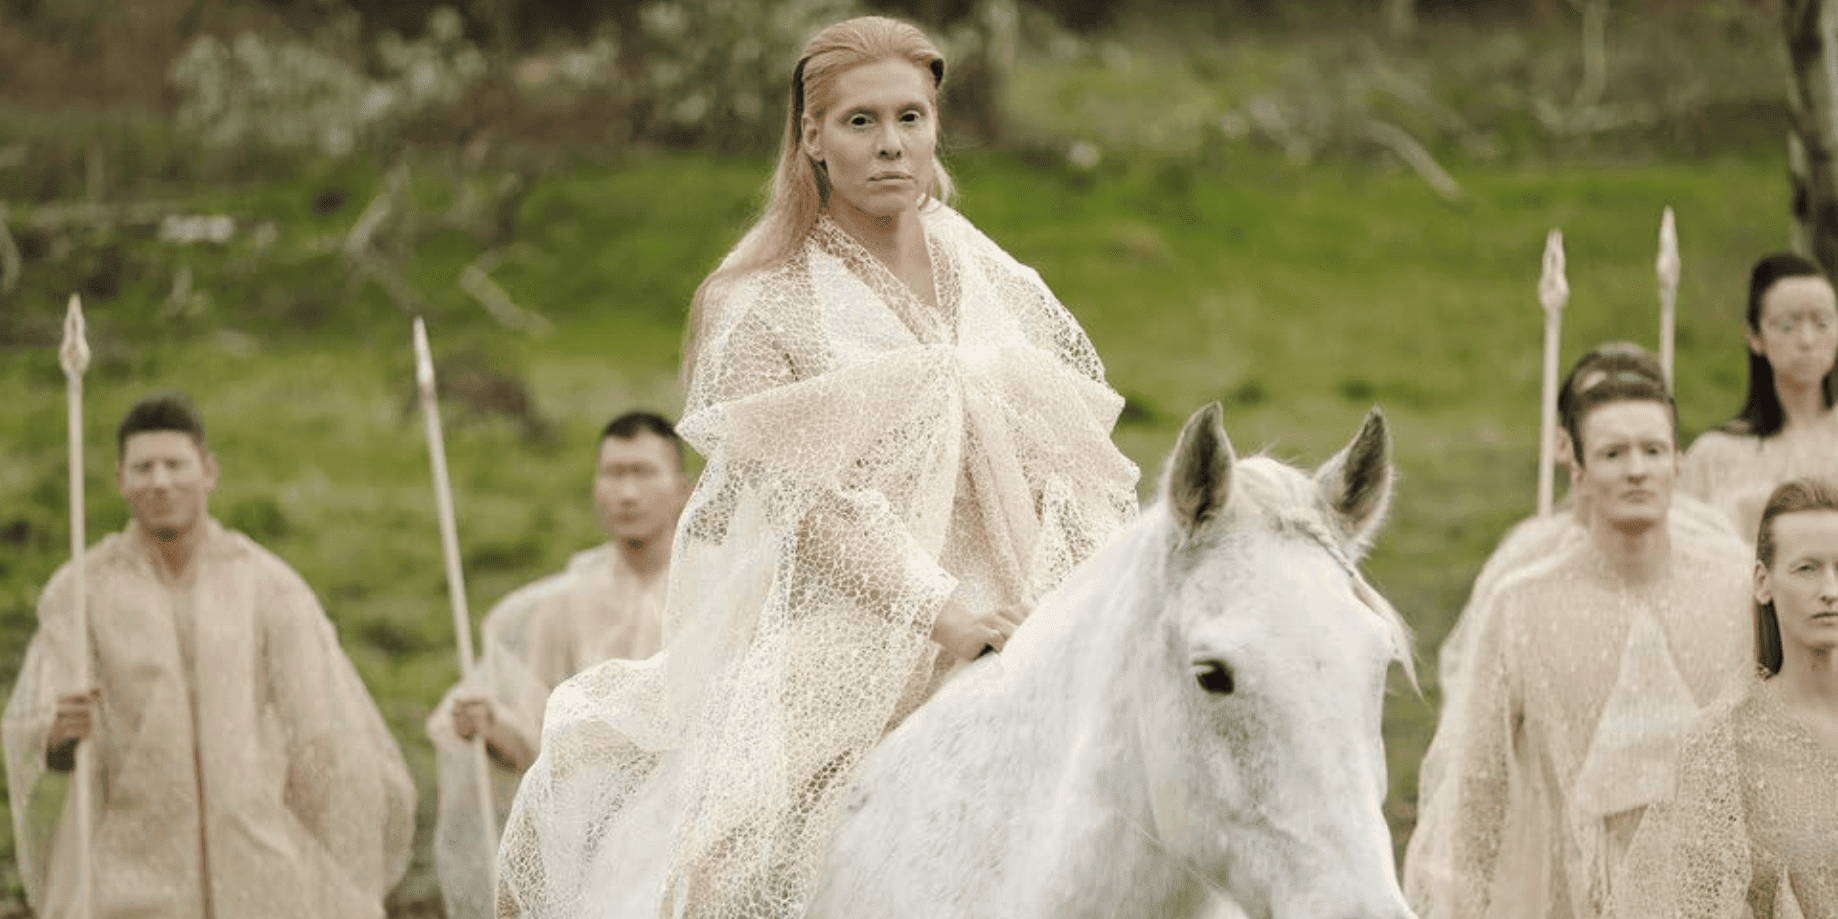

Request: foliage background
left=0, top=0, right=1799, bottom=914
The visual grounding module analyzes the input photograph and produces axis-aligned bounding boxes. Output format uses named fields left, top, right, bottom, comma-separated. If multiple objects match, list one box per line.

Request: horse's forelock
left=1203, top=457, right=1417, bottom=682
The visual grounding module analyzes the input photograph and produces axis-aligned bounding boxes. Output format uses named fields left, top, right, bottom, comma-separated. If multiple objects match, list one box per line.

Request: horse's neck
left=991, top=511, right=1212, bottom=912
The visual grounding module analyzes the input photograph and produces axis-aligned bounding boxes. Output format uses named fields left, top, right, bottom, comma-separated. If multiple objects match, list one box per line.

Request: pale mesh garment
left=2, top=520, right=417, bottom=919
left=496, top=204, right=1141, bottom=919
left=1683, top=412, right=1838, bottom=542
left=428, top=545, right=668, bottom=919
left=1404, top=492, right=1746, bottom=907
left=1606, top=674, right=1838, bottom=919
left=1405, top=531, right=1755, bottom=919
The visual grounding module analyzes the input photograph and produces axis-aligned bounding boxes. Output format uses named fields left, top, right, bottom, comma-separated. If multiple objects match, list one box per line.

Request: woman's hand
left=930, top=595, right=1031, bottom=660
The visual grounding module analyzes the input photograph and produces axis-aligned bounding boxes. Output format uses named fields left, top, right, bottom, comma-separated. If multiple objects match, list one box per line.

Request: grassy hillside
left=0, top=136, right=1793, bottom=912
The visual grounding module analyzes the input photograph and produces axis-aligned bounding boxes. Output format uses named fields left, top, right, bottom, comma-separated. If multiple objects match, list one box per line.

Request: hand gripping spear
left=1537, top=230, right=1571, bottom=517
left=1657, top=206, right=1680, bottom=389
left=59, top=294, right=95, bottom=919
left=413, top=318, right=501, bottom=895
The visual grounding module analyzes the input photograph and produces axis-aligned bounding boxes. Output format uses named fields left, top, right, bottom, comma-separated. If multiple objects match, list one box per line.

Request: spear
left=1657, top=206, right=1680, bottom=389
left=412, top=317, right=500, bottom=894
left=59, top=294, right=94, bottom=919
left=1537, top=230, right=1570, bottom=517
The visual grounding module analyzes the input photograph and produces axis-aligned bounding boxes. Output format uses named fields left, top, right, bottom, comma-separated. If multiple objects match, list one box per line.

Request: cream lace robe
left=428, top=545, right=668, bottom=919
left=1682, top=413, right=1838, bottom=542
left=1607, top=675, right=1838, bottom=919
left=1407, top=533, right=1754, bottom=919
left=2, top=521, right=416, bottom=919
left=496, top=205, right=1140, bottom=919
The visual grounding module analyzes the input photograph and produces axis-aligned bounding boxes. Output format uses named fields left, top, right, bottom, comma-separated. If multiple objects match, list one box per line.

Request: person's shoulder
left=482, top=563, right=581, bottom=634
left=1485, top=511, right=1580, bottom=572
left=34, top=534, right=135, bottom=616
left=1667, top=528, right=1752, bottom=583
left=1486, top=538, right=1592, bottom=623
left=215, top=524, right=327, bottom=612
left=929, top=204, right=1040, bottom=276
left=1685, top=427, right=1758, bottom=463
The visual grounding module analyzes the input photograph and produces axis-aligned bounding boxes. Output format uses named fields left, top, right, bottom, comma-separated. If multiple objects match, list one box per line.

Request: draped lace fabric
left=497, top=204, right=1140, bottom=919
left=428, top=546, right=667, bottom=919
left=1607, top=676, right=1838, bottom=919
left=1682, top=413, right=1838, bottom=542
left=1406, top=494, right=1746, bottom=912
left=1406, top=533, right=1754, bottom=919
left=2, top=521, right=416, bottom=919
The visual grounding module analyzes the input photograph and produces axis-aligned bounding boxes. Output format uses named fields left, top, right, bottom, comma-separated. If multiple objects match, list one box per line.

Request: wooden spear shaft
left=412, top=318, right=501, bottom=894
left=59, top=294, right=93, bottom=919
left=1657, top=206, right=1680, bottom=389
left=1537, top=230, right=1570, bottom=517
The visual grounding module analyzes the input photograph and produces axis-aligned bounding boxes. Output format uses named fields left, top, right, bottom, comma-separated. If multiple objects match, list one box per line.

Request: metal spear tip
left=1656, top=206, right=1680, bottom=290
left=1539, top=229, right=1569, bottom=314
left=59, top=293, right=90, bottom=377
left=412, top=316, right=435, bottom=393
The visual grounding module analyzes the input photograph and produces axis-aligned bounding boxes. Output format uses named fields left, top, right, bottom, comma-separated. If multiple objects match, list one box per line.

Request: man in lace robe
left=426, top=412, right=689, bottom=919
left=2, top=391, right=416, bottom=919
left=1409, top=366, right=1754, bottom=919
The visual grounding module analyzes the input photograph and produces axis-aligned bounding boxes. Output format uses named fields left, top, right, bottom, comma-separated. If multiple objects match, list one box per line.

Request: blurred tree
left=1785, top=0, right=1838, bottom=273
left=1384, top=0, right=1416, bottom=40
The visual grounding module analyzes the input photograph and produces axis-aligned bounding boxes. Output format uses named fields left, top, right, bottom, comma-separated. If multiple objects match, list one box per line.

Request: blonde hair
left=681, top=16, right=955, bottom=382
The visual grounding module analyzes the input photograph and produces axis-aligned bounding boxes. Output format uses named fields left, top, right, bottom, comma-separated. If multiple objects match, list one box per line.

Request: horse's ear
left=1314, top=408, right=1393, bottom=558
left=1166, top=402, right=1235, bottom=537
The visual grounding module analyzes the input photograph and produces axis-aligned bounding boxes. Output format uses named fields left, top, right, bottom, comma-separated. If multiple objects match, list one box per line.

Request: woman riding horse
left=496, top=15, right=1140, bottom=919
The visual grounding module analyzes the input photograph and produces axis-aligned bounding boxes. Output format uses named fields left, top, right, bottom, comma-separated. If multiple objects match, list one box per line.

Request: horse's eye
left=1193, top=660, right=1235, bottom=695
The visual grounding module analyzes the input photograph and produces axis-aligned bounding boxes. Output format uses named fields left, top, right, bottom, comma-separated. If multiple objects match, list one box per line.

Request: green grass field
left=0, top=140, right=1793, bottom=912
left=0, top=3, right=1804, bottom=903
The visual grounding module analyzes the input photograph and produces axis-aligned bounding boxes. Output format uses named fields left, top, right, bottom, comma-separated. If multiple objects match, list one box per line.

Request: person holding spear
left=425, top=411, right=688, bottom=919
left=2, top=387, right=416, bottom=919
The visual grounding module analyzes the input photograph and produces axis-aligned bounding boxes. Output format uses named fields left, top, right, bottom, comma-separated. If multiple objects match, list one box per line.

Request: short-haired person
left=426, top=411, right=690, bottom=919
left=1405, top=344, right=1748, bottom=913
left=1682, top=253, right=1838, bottom=540
left=1407, top=362, right=1754, bottom=919
left=1, top=392, right=416, bottom=919
left=1607, top=477, right=1838, bottom=919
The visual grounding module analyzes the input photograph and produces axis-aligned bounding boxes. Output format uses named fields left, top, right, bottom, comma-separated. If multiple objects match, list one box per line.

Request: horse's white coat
left=807, top=405, right=1417, bottom=919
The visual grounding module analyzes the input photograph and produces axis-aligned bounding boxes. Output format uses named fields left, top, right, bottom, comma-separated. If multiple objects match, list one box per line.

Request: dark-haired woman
left=1607, top=477, right=1838, bottom=919
left=1682, top=253, right=1838, bottom=541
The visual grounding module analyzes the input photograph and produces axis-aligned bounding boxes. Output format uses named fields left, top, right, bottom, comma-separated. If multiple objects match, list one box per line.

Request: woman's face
left=1757, top=508, right=1838, bottom=658
left=802, top=58, right=937, bottom=222
left=1749, top=275, right=1838, bottom=388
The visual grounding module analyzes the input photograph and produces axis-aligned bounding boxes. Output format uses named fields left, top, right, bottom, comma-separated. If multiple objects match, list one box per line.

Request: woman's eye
left=848, top=115, right=869, bottom=127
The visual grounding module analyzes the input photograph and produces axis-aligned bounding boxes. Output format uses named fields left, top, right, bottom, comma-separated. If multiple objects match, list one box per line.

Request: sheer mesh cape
left=497, top=204, right=1140, bottom=919
left=1608, top=675, right=1838, bottom=919
left=2, top=521, right=416, bottom=919
left=428, top=546, right=667, bottom=919
left=1683, top=412, right=1838, bottom=541
left=1404, top=531, right=1754, bottom=919
left=1405, top=492, right=1745, bottom=909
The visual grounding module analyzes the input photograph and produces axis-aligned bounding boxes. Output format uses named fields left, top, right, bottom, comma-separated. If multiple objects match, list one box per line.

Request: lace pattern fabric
left=2, top=521, right=416, bottom=919
left=497, top=203, right=1139, bottom=919
left=1608, top=676, right=1838, bottom=919
left=429, top=546, right=667, bottom=919
left=1406, top=532, right=1754, bottom=919
left=1682, top=413, right=1838, bottom=541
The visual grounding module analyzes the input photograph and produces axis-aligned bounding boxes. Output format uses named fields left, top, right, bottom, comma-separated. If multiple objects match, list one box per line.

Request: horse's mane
left=1205, top=455, right=1418, bottom=686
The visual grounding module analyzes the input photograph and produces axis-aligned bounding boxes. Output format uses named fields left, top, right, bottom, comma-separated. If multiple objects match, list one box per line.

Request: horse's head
left=1136, top=403, right=1415, bottom=919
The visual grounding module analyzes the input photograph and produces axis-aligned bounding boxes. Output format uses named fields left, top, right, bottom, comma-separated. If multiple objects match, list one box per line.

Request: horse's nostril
left=1192, top=660, right=1235, bottom=695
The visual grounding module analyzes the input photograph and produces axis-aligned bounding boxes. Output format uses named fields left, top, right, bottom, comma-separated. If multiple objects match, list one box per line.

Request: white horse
left=807, top=403, right=1418, bottom=919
